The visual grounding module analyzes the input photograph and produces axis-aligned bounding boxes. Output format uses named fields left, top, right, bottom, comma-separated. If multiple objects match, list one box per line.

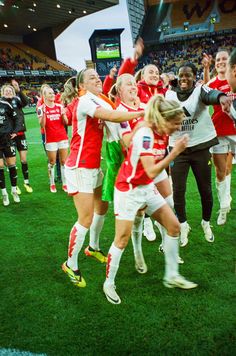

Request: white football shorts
left=210, top=136, right=236, bottom=154
left=153, top=169, right=168, bottom=184
left=45, top=140, right=69, bottom=151
left=114, top=182, right=166, bottom=221
left=65, top=167, right=104, bottom=195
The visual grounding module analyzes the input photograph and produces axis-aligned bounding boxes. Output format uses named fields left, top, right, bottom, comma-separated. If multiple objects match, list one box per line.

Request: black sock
left=0, top=168, right=5, bottom=189
left=8, top=165, right=17, bottom=187
left=21, top=161, right=29, bottom=180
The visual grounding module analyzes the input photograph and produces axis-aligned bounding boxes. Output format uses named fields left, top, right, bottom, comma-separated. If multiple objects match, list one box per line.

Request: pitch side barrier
left=0, top=69, right=76, bottom=77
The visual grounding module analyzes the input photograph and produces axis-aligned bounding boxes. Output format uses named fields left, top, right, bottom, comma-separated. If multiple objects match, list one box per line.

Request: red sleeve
left=66, top=105, right=73, bottom=126
left=103, top=75, right=115, bottom=96
left=118, top=58, right=138, bottom=76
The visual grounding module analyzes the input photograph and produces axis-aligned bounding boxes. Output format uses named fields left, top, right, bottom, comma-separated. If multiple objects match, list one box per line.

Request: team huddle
left=1, top=42, right=235, bottom=305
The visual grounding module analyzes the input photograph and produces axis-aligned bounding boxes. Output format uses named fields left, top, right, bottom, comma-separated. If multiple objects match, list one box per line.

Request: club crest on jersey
left=143, top=136, right=151, bottom=150
left=120, top=121, right=128, bottom=128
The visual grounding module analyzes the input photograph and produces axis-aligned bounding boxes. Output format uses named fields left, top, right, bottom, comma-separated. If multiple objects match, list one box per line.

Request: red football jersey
left=66, top=91, right=113, bottom=169
left=208, top=77, right=236, bottom=136
left=116, top=126, right=154, bottom=191
left=37, top=103, right=68, bottom=144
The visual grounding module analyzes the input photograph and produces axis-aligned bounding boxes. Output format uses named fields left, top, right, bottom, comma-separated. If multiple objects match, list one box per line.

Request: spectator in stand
left=204, top=49, right=236, bottom=225
left=10, top=79, right=33, bottom=194
left=37, top=86, right=68, bottom=193
left=0, top=85, right=21, bottom=205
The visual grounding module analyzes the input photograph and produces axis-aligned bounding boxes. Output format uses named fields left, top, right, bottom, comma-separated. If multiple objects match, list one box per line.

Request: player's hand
left=134, top=37, right=144, bottom=61
left=202, top=53, right=212, bottom=68
left=219, top=95, right=232, bottom=114
left=109, top=65, right=117, bottom=78
left=173, top=134, right=189, bottom=154
left=11, top=79, right=20, bottom=93
left=10, top=133, right=17, bottom=139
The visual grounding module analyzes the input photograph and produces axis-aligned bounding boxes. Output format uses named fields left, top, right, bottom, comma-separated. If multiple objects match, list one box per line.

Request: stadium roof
left=0, top=0, right=119, bottom=37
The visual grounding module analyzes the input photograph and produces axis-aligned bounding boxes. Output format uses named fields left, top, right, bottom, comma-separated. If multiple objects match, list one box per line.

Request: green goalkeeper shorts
left=102, top=141, right=124, bottom=202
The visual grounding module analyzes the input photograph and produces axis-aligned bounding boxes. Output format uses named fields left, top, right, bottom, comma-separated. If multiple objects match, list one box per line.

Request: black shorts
left=0, top=144, right=16, bottom=159
left=15, top=133, right=28, bottom=151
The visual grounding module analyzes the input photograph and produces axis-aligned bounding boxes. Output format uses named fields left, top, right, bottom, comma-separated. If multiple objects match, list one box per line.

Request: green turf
left=0, top=111, right=235, bottom=356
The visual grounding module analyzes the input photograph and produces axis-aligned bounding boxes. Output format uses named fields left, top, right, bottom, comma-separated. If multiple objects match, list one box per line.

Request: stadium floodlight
left=183, top=22, right=189, bottom=31
left=160, top=21, right=169, bottom=32
left=210, top=14, right=217, bottom=24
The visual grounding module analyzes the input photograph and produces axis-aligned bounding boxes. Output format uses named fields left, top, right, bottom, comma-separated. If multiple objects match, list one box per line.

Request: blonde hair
left=1, top=84, right=16, bottom=97
left=40, top=84, right=50, bottom=97
left=61, top=76, right=77, bottom=106
left=145, top=94, right=184, bottom=130
left=108, top=73, right=136, bottom=102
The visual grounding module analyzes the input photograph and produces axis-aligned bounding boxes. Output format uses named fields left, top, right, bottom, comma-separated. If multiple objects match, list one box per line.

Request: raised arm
left=94, top=106, right=144, bottom=123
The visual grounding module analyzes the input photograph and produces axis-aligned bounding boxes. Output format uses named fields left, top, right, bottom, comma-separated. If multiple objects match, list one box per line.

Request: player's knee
left=167, top=220, right=180, bottom=236
left=115, top=233, right=130, bottom=249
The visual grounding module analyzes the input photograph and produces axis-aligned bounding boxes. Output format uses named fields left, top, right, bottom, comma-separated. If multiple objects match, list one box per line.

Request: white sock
left=48, top=163, right=55, bottom=185
left=24, top=179, right=29, bottom=184
left=156, top=195, right=174, bottom=247
left=11, top=186, right=17, bottom=193
left=105, top=242, right=124, bottom=286
left=67, top=222, right=88, bottom=270
left=131, top=215, right=144, bottom=258
left=225, top=174, right=232, bottom=201
left=216, top=179, right=228, bottom=209
left=164, top=234, right=179, bottom=280
left=60, top=165, right=66, bottom=185
left=89, top=213, right=105, bottom=250
left=1, top=188, right=7, bottom=196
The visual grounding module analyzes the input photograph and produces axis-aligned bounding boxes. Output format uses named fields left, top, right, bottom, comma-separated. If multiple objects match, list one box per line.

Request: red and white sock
left=48, top=163, right=55, bottom=186
left=89, top=213, right=105, bottom=250
left=67, top=222, right=88, bottom=270
left=105, top=242, right=124, bottom=286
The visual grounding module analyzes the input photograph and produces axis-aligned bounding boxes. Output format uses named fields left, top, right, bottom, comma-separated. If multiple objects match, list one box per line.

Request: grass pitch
left=0, top=109, right=235, bottom=356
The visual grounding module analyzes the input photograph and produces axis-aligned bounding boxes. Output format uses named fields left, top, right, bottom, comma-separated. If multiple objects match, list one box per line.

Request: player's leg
left=58, top=144, right=68, bottom=192
left=104, top=218, right=133, bottom=304
left=46, top=147, right=57, bottom=192
left=212, top=138, right=230, bottom=225
left=0, top=153, right=9, bottom=206
left=19, top=145, right=33, bottom=193
left=171, top=153, right=191, bottom=247
left=151, top=204, right=197, bottom=289
left=85, top=181, right=109, bottom=263
left=191, top=149, right=214, bottom=242
left=5, top=150, right=20, bottom=203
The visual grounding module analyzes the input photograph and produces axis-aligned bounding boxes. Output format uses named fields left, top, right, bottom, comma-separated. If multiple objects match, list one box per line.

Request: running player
left=103, top=95, right=198, bottom=305
left=37, top=86, right=68, bottom=193
left=0, top=85, right=21, bottom=205
left=61, top=68, right=145, bottom=288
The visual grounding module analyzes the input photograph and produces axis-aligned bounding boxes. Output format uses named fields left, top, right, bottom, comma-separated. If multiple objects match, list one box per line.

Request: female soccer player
left=165, top=63, right=231, bottom=246
left=0, top=85, right=21, bottom=205
left=37, top=86, right=68, bottom=193
left=62, top=68, right=145, bottom=288
left=226, top=47, right=236, bottom=122
left=204, top=50, right=236, bottom=225
left=103, top=95, right=198, bottom=305
left=8, top=80, right=33, bottom=194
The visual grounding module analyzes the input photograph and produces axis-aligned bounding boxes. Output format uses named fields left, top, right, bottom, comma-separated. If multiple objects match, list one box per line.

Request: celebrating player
left=61, top=68, right=145, bottom=288
left=103, top=95, right=198, bottom=305
left=165, top=63, right=231, bottom=246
